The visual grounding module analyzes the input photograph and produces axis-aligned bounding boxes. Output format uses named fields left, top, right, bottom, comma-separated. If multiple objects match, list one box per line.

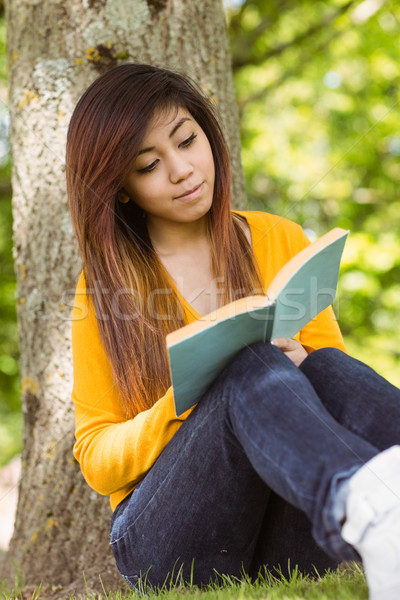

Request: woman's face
left=123, top=107, right=215, bottom=231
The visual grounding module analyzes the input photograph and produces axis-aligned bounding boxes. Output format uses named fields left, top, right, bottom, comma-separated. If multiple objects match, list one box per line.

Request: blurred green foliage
left=227, top=0, right=400, bottom=385
left=0, top=1, right=400, bottom=463
left=0, top=17, right=21, bottom=465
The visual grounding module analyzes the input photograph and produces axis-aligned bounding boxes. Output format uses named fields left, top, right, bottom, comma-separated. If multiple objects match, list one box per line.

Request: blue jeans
left=109, top=344, right=400, bottom=589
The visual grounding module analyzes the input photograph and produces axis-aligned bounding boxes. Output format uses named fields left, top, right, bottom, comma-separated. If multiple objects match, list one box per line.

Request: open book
left=167, top=227, right=348, bottom=417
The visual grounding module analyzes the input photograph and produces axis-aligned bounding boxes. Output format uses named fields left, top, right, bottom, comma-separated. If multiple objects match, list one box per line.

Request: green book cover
left=167, top=228, right=348, bottom=417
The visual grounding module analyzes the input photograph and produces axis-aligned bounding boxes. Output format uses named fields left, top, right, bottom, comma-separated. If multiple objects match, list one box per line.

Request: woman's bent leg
left=223, top=343, right=377, bottom=560
left=110, top=390, right=272, bottom=589
left=249, top=492, right=337, bottom=579
left=299, top=348, right=400, bottom=451
left=110, top=343, right=378, bottom=589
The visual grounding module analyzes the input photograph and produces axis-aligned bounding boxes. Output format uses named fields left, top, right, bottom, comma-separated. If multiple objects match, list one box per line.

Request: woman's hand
left=272, top=337, right=308, bottom=367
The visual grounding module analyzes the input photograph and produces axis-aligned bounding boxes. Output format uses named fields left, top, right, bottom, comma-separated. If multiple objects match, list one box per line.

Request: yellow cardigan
left=72, top=211, right=346, bottom=511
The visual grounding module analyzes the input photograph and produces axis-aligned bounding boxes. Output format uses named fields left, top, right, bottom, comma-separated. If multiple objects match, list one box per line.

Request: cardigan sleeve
left=71, top=272, right=190, bottom=509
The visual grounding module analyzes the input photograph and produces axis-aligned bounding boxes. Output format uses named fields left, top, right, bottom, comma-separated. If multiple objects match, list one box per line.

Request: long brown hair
left=66, top=63, right=263, bottom=417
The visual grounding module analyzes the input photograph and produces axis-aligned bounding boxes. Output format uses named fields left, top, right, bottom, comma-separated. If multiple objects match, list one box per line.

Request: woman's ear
left=118, top=189, right=131, bottom=204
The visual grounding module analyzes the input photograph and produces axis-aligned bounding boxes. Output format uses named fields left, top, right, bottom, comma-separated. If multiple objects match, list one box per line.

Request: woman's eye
left=180, top=133, right=197, bottom=148
left=138, top=159, right=159, bottom=174
left=136, top=134, right=197, bottom=173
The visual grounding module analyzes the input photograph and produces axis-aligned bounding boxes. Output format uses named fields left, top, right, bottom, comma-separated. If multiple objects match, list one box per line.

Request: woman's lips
left=174, top=182, right=203, bottom=202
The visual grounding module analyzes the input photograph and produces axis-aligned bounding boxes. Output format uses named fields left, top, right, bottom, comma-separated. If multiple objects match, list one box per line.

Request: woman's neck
left=147, top=215, right=209, bottom=257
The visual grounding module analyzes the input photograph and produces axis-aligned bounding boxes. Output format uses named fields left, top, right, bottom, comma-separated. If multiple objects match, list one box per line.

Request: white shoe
left=341, top=446, right=400, bottom=600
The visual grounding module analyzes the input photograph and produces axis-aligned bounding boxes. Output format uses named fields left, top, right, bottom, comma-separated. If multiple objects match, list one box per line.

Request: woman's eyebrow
left=137, top=117, right=192, bottom=156
left=169, top=117, right=191, bottom=138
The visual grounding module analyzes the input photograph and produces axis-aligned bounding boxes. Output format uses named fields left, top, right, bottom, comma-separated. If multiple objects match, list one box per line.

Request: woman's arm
left=71, top=273, right=190, bottom=507
left=73, top=386, right=186, bottom=496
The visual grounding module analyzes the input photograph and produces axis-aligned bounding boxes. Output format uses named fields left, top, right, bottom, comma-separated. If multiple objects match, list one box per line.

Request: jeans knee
left=232, top=341, right=288, bottom=373
left=300, top=346, right=344, bottom=376
left=200, top=342, right=298, bottom=423
left=225, top=342, right=298, bottom=401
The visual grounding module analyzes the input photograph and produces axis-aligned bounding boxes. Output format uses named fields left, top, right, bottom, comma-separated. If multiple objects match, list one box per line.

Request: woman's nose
left=169, top=154, right=193, bottom=183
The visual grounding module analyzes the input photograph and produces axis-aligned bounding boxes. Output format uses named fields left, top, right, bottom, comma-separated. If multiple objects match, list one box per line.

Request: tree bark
left=1, top=0, right=244, bottom=595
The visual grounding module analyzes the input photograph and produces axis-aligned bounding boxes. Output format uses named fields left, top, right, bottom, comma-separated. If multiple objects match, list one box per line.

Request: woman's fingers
left=271, top=337, right=308, bottom=366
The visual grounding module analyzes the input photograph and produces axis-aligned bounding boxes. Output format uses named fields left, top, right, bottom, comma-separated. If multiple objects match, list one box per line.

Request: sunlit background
left=226, top=0, right=400, bottom=383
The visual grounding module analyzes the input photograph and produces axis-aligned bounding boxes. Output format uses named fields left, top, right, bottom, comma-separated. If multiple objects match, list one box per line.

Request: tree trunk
left=1, top=0, right=244, bottom=595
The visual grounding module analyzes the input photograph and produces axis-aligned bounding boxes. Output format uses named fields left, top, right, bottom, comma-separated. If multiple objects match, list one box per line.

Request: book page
left=269, top=233, right=348, bottom=340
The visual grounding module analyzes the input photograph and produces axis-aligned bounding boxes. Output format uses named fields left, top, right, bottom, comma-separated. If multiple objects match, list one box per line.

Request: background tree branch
left=230, top=0, right=360, bottom=71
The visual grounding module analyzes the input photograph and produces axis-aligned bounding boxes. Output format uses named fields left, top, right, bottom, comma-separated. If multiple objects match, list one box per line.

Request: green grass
left=0, top=563, right=368, bottom=599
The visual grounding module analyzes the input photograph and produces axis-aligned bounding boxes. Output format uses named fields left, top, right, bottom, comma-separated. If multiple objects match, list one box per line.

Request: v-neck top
left=71, top=211, right=346, bottom=511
